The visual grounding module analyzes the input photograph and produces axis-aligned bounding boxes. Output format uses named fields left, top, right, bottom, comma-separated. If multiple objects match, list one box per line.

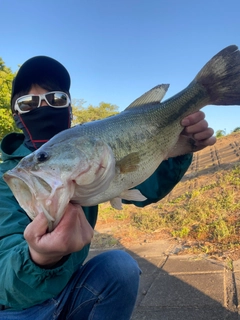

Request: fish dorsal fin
left=125, top=84, right=170, bottom=110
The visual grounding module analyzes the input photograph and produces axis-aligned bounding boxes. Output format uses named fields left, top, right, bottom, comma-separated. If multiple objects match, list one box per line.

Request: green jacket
left=0, top=132, right=192, bottom=310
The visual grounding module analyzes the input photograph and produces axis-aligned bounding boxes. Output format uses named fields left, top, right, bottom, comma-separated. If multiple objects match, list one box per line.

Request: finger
left=72, top=205, right=94, bottom=242
left=24, top=212, right=49, bottom=242
left=182, top=119, right=209, bottom=135
left=54, top=204, right=94, bottom=250
left=54, top=203, right=83, bottom=232
left=194, top=136, right=217, bottom=150
left=193, top=127, right=215, bottom=141
left=181, top=111, right=205, bottom=127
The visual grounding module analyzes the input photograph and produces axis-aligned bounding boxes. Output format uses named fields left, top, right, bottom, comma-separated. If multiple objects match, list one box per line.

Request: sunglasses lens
left=15, top=92, right=69, bottom=113
left=17, top=96, right=40, bottom=111
left=46, top=92, right=68, bottom=107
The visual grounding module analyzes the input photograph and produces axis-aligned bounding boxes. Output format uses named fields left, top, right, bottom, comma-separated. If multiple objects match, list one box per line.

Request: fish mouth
left=3, top=168, right=70, bottom=230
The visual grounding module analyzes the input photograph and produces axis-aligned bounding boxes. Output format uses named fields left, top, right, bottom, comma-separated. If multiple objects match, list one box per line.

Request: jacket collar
left=0, top=133, right=31, bottom=161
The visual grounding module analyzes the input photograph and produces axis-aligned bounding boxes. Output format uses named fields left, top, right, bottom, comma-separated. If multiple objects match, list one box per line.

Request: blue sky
left=1, top=0, right=240, bottom=134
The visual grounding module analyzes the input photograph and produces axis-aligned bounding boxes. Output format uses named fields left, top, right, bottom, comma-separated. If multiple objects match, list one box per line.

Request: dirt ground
left=92, top=132, right=240, bottom=253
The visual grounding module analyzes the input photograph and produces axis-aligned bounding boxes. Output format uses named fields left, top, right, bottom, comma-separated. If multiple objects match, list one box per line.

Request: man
left=0, top=56, right=215, bottom=319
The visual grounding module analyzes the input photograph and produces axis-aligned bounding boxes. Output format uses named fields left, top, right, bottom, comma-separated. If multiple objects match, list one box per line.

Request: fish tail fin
left=194, top=45, right=240, bottom=106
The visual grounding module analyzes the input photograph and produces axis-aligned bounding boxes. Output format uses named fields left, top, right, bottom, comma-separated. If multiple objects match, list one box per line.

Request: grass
left=96, top=164, right=240, bottom=258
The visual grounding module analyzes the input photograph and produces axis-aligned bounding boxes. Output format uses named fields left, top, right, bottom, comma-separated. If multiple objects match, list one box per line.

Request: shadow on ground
left=86, top=233, right=240, bottom=320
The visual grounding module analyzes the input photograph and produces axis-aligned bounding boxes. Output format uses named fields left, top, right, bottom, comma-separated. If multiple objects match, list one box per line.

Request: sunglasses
left=14, top=91, right=71, bottom=114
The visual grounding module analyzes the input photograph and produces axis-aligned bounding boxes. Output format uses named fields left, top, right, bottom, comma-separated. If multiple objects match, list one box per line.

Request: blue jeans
left=0, top=250, right=140, bottom=320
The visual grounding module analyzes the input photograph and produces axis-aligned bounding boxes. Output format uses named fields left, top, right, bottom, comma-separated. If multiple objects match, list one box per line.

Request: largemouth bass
left=4, top=45, right=240, bottom=231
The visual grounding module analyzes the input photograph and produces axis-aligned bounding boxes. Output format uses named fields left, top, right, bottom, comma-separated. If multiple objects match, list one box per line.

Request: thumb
left=24, top=212, right=49, bottom=241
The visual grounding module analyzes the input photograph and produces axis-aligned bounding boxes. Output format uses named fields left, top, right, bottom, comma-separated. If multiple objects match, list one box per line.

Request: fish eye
left=36, top=151, right=49, bottom=162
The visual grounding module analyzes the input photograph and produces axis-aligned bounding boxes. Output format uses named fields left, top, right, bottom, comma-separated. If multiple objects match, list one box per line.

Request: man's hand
left=181, top=111, right=216, bottom=152
left=24, top=203, right=94, bottom=268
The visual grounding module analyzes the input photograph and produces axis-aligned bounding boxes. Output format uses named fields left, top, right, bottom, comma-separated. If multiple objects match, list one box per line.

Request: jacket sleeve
left=123, top=154, right=192, bottom=207
left=0, top=165, right=90, bottom=310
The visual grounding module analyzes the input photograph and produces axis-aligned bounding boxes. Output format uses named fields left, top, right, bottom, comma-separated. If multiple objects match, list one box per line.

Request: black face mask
left=14, top=106, right=71, bottom=151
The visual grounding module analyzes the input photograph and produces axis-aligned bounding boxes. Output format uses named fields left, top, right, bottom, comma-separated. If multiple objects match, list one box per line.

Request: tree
left=0, top=58, right=18, bottom=141
left=215, top=129, right=226, bottom=138
left=232, top=127, right=240, bottom=133
left=71, top=100, right=119, bottom=126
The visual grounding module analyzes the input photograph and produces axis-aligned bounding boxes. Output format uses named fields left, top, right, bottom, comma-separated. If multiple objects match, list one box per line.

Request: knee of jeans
left=99, top=250, right=141, bottom=285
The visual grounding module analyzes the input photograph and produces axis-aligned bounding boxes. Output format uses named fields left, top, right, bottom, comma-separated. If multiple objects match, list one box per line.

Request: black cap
left=11, top=56, right=71, bottom=105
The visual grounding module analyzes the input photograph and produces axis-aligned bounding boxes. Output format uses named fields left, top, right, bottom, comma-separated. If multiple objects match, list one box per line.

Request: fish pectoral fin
left=116, top=152, right=140, bottom=173
left=120, top=189, right=147, bottom=201
left=125, top=84, right=170, bottom=109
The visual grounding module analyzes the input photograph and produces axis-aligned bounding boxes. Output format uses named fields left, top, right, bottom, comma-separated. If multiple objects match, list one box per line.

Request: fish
left=3, top=45, right=240, bottom=231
